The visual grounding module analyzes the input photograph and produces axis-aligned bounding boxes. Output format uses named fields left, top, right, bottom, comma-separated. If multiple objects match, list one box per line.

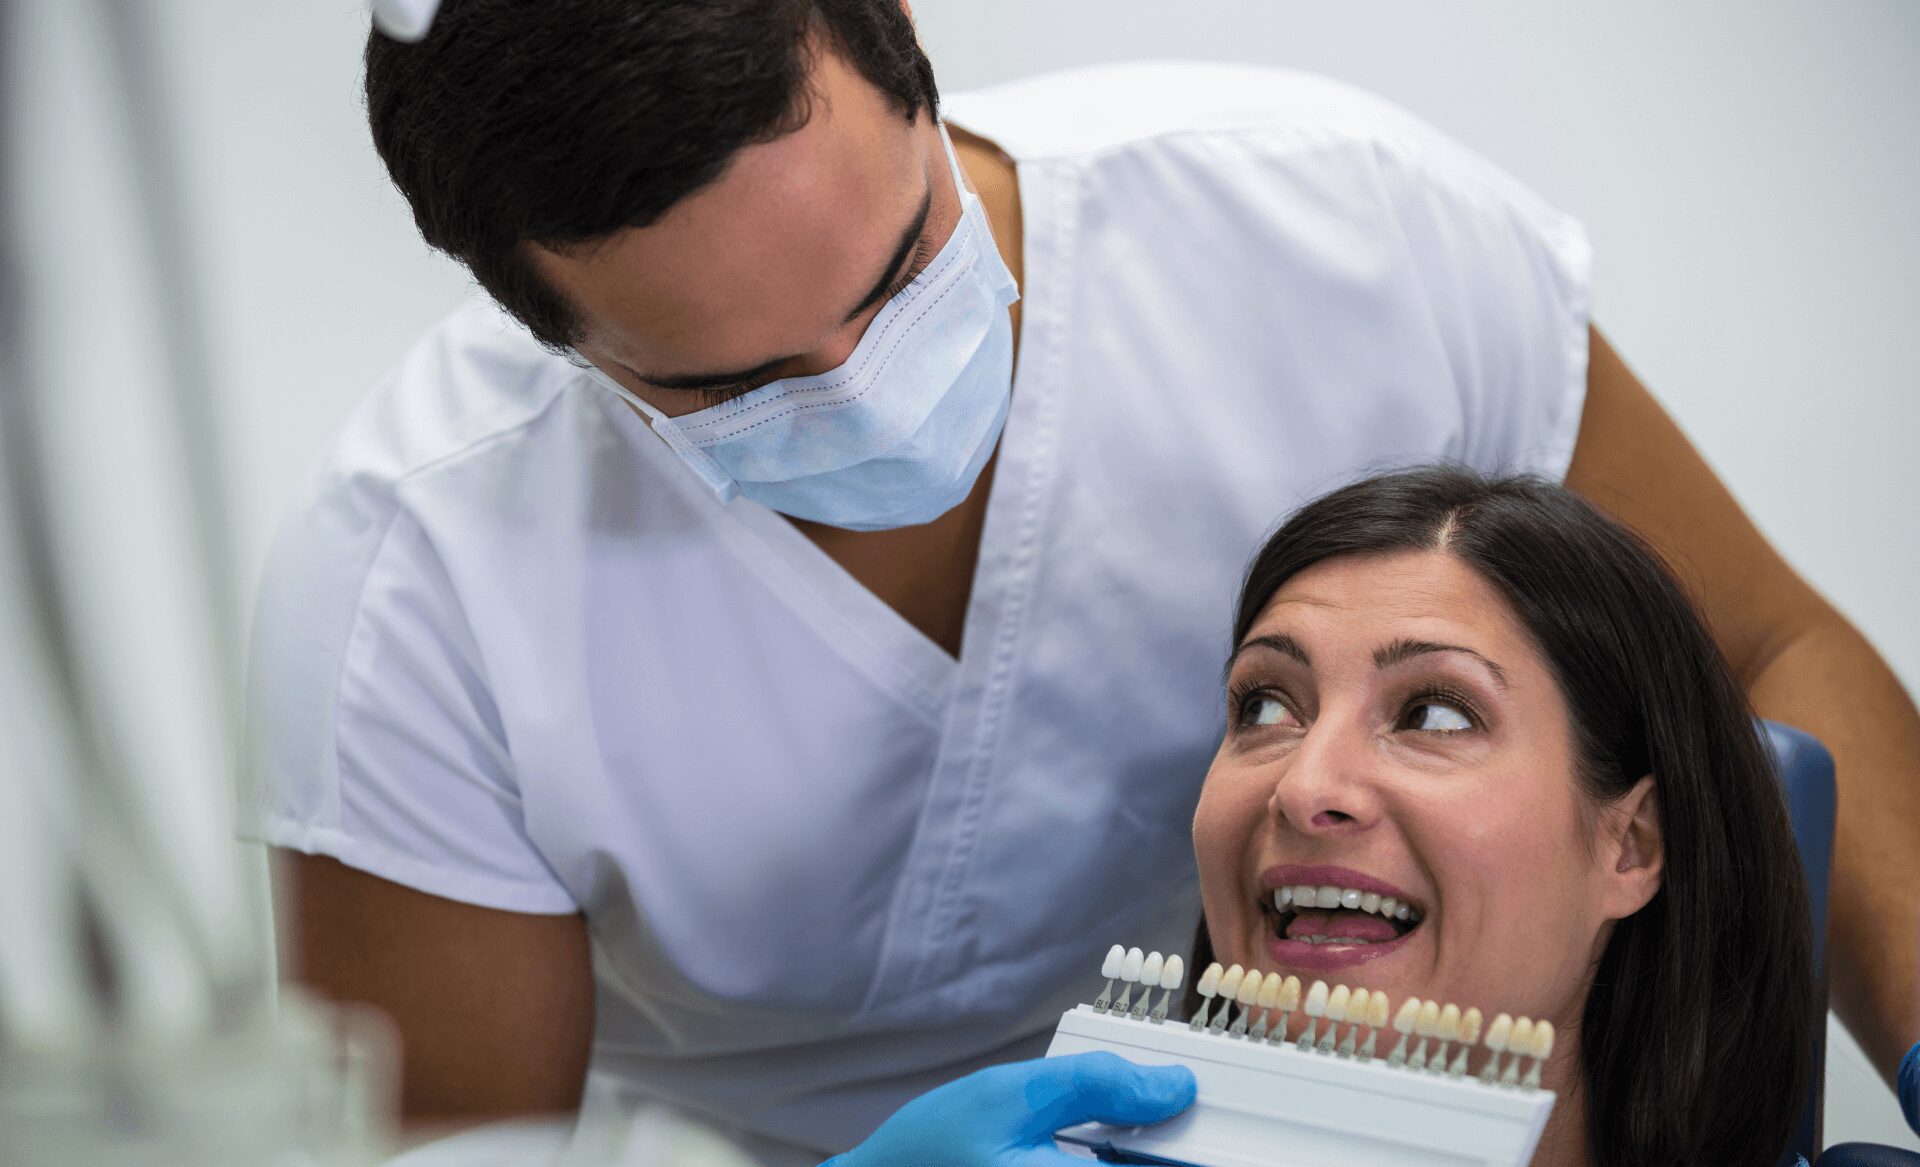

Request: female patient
left=833, top=467, right=1817, bottom=1167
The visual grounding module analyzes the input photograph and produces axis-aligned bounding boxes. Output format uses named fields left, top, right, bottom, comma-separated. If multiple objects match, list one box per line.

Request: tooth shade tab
left=1508, top=1018, right=1535, bottom=1053
left=1393, top=999, right=1421, bottom=1033
left=1325, top=984, right=1351, bottom=1021
left=1160, top=956, right=1185, bottom=991
left=1459, top=1008, right=1484, bottom=1045
left=1139, top=951, right=1164, bottom=986
left=1531, top=1021, right=1555, bottom=1059
left=1347, top=988, right=1370, bottom=1025
left=1100, top=946, right=1125, bottom=978
left=1304, top=981, right=1330, bottom=1018
left=1121, top=948, right=1145, bottom=981
left=1236, top=972, right=1263, bottom=1006
left=1437, top=1004, right=1461, bottom=1041
left=1196, top=963, right=1223, bottom=998
left=1218, top=964, right=1246, bottom=1000
left=1366, top=993, right=1390, bottom=1028
left=1278, top=976, right=1302, bottom=1010
left=1257, top=973, right=1282, bottom=1009
left=1484, top=1013, right=1513, bottom=1052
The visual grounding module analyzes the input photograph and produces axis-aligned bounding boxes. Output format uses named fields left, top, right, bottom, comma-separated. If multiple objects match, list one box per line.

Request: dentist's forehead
left=530, top=47, right=931, bottom=372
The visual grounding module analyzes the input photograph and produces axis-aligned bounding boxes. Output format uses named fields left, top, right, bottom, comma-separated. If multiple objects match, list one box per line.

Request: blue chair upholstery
left=1764, top=721, right=1836, bottom=1167
left=1818, top=1145, right=1920, bottom=1167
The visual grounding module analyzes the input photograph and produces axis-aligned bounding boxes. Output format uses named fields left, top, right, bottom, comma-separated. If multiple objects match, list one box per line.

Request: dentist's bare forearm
left=1747, top=610, right=1920, bottom=1083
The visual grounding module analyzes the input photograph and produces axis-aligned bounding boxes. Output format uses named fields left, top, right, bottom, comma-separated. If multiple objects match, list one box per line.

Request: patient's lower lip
left=1265, top=927, right=1413, bottom=972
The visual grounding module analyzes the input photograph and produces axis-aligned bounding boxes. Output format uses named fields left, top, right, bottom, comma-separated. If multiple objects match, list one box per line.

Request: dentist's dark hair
left=1220, top=465, right=1815, bottom=1167
left=364, top=0, right=939, bottom=352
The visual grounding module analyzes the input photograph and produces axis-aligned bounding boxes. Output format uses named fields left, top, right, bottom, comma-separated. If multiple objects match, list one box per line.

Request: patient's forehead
left=1250, top=550, right=1538, bottom=664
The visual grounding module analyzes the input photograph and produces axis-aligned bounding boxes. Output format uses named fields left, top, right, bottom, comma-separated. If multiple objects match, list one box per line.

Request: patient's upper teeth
left=1316, top=886, right=1341, bottom=909
left=1339, top=888, right=1363, bottom=909
left=1379, top=897, right=1398, bottom=918
left=1395, top=903, right=1412, bottom=921
left=1275, top=887, right=1292, bottom=910
left=1361, top=892, right=1381, bottom=914
left=1295, top=884, right=1316, bottom=906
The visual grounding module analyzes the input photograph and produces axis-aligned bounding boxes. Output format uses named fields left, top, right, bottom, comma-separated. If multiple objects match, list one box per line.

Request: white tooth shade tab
left=1196, top=963, right=1224, bottom=998
left=1303, top=981, right=1330, bottom=1017
left=1138, top=951, right=1164, bottom=987
left=1218, top=964, right=1246, bottom=1000
left=1160, top=955, right=1185, bottom=991
left=1121, top=948, right=1145, bottom=981
left=1101, top=945, right=1125, bottom=978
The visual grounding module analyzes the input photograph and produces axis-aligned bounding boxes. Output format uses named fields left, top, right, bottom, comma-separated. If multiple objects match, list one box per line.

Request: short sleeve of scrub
left=245, top=490, right=576, bottom=915
left=1372, top=133, right=1593, bottom=481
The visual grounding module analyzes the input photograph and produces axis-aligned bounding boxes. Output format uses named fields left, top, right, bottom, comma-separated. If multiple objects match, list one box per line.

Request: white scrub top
left=249, top=62, right=1590, bottom=1165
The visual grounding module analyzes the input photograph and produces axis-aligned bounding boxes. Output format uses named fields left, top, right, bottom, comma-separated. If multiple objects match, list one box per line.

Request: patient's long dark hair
left=1215, top=466, right=1815, bottom=1166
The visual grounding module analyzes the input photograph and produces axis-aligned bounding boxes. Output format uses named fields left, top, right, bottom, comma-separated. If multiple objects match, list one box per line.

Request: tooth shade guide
left=1480, top=1013, right=1514, bottom=1085
left=1521, top=1021, right=1555, bottom=1091
left=1500, top=1019, right=1535, bottom=1087
left=1149, top=954, right=1184, bottom=1024
left=1048, top=998, right=1557, bottom=1167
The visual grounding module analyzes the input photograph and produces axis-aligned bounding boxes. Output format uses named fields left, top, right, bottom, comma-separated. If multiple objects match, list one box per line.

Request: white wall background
left=9, top=0, right=1916, bottom=1152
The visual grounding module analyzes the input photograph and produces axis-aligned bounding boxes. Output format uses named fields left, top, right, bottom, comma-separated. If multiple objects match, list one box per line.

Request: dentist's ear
left=1600, top=775, right=1664, bottom=920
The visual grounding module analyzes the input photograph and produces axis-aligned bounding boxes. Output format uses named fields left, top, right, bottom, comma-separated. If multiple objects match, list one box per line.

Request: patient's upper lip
left=1259, top=864, right=1416, bottom=906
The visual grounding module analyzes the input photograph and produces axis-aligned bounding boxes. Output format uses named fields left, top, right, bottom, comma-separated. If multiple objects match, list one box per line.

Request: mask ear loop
left=578, top=363, right=742, bottom=502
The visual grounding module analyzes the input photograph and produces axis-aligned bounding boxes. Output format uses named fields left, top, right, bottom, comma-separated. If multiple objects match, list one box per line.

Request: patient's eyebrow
left=1373, top=638, right=1509, bottom=690
left=1223, top=633, right=1311, bottom=681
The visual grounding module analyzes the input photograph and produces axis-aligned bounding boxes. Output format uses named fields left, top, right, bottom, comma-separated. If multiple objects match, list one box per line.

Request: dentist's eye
left=1399, top=690, right=1477, bottom=734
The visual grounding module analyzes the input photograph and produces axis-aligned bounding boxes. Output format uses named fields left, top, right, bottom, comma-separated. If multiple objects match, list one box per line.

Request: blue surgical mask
left=586, top=126, right=1019, bottom=532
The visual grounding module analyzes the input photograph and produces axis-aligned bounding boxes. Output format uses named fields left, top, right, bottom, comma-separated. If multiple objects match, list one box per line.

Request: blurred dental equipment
left=0, top=0, right=397, bottom=1161
left=372, top=0, right=442, bottom=43
left=0, top=3, right=761, bottom=1161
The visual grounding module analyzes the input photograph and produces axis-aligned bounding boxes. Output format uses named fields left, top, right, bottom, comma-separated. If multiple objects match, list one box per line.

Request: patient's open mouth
left=1256, top=869, right=1425, bottom=971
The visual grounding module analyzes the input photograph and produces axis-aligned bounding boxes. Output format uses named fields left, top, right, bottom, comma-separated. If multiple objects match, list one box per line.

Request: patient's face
left=1195, top=550, right=1624, bottom=1040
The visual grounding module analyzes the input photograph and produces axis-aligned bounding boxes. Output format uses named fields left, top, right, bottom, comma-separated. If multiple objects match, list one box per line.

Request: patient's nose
left=1269, top=717, right=1383, bottom=837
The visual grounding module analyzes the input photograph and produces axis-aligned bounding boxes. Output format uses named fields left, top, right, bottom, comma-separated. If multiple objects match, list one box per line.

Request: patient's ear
left=1599, top=775, right=1664, bottom=920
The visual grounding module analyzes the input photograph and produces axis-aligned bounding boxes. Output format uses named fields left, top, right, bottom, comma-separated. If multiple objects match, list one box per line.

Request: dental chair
left=1762, top=721, right=1920, bottom=1167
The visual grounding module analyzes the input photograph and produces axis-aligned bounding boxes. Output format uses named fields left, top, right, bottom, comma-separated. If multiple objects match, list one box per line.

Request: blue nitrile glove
left=823, top=1051, right=1197, bottom=1167
left=1899, top=1039, right=1919, bottom=1136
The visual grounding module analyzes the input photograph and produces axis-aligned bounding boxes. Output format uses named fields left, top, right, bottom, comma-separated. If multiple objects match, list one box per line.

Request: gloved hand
left=824, top=1051, right=1197, bottom=1167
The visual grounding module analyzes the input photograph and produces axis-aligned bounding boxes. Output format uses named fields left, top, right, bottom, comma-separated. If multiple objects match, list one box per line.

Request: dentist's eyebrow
left=1223, top=633, right=1312, bottom=682
left=627, top=184, right=934, bottom=392
left=1373, top=638, right=1510, bottom=691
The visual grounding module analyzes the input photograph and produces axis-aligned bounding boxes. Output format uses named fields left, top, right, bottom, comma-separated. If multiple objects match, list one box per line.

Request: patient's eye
left=1402, top=698, right=1474, bottom=733
left=1233, top=689, right=1300, bottom=729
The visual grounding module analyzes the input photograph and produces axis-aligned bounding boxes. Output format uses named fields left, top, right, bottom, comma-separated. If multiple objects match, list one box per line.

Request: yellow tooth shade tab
left=1347, top=988, right=1370, bottom=1025
left=1257, top=972, right=1282, bottom=1009
left=1437, top=1003, right=1462, bottom=1041
left=1459, top=1007, right=1484, bottom=1045
left=1415, top=1000, right=1441, bottom=1038
left=1392, top=998, right=1421, bottom=1033
left=1531, top=1020, right=1556, bottom=1059
left=1278, top=976, right=1302, bottom=1011
left=1236, top=971, right=1262, bottom=1006
left=1509, top=1018, right=1535, bottom=1053
left=1325, top=984, right=1352, bottom=1022
left=1366, top=992, right=1390, bottom=1028
left=1484, top=1013, right=1513, bottom=1052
